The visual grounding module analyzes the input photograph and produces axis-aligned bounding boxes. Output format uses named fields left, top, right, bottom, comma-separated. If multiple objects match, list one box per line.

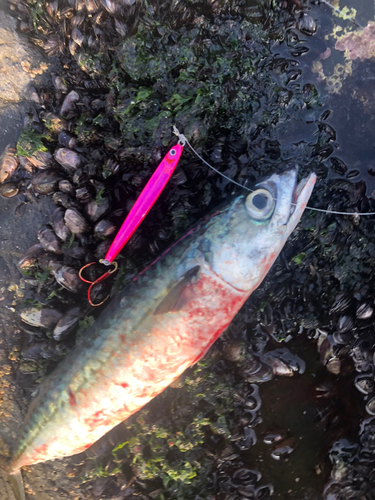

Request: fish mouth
left=289, top=171, right=317, bottom=219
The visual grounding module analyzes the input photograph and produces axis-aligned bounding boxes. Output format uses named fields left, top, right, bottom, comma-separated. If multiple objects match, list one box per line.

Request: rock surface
left=0, top=5, right=48, bottom=103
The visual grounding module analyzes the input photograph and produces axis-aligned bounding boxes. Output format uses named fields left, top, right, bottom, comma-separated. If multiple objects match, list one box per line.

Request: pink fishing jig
left=79, top=142, right=184, bottom=306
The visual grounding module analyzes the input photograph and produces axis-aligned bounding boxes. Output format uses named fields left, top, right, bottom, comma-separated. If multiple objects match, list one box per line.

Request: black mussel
left=52, top=208, right=72, bottom=242
left=26, top=151, right=52, bottom=170
left=365, top=397, right=375, bottom=416
left=235, top=427, right=257, bottom=451
left=52, top=75, right=68, bottom=93
left=171, top=168, right=187, bottom=186
left=64, top=208, right=89, bottom=236
left=222, top=341, right=244, bottom=362
left=312, top=143, right=334, bottom=159
left=95, top=239, right=112, bottom=260
left=0, top=182, right=19, bottom=198
left=329, top=292, right=352, bottom=314
left=91, top=99, right=106, bottom=111
left=0, top=145, right=18, bottom=183
left=336, top=314, right=355, bottom=333
left=31, top=169, right=61, bottom=195
left=263, top=432, right=285, bottom=445
left=297, top=13, right=317, bottom=36
left=84, top=0, right=100, bottom=12
left=58, top=179, right=75, bottom=196
left=45, top=0, right=58, bottom=17
left=356, top=303, right=374, bottom=320
left=270, top=437, right=296, bottom=461
left=69, top=40, right=78, bottom=57
left=60, top=90, right=80, bottom=117
left=326, top=358, right=341, bottom=375
left=76, top=187, right=92, bottom=204
left=104, top=136, right=122, bottom=152
left=58, top=132, right=77, bottom=149
left=53, top=307, right=82, bottom=341
left=237, top=485, right=256, bottom=498
left=18, top=155, right=36, bottom=173
left=94, top=219, right=116, bottom=239
left=18, top=156, right=36, bottom=174
left=27, top=86, right=41, bottom=105
left=100, top=0, right=120, bottom=14
left=71, top=27, right=84, bottom=47
left=242, top=359, right=273, bottom=383
left=38, top=225, right=63, bottom=254
left=232, top=467, right=261, bottom=484
left=352, top=342, right=373, bottom=373
left=22, top=341, right=55, bottom=360
left=355, top=374, right=374, bottom=395
left=42, top=112, right=68, bottom=134
left=85, top=198, right=110, bottom=222
left=18, top=243, right=45, bottom=272
left=53, top=192, right=81, bottom=210
left=332, top=331, right=353, bottom=345
left=62, top=244, right=86, bottom=260
left=50, top=263, right=83, bottom=293
left=20, top=307, right=63, bottom=329
left=44, top=34, right=65, bottom=56
left=72, top=169, right=90, bottom=186
left=330, top=157, right=347, bottom=175
left=315, top=382, right=333, bottom=399
left=261, top=348, right=305, bottom=376
left=90, top=282, right=111, bottom=305
left=71, top=12, right=86, bottom=27
left=54, top=148, right=81, bottom=173
left=255, top=485, right=274, bottom=500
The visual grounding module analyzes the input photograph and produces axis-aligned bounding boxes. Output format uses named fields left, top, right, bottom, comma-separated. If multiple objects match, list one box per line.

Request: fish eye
left=245, top=188, right=275, bottom=220
left=169, top=148, right=176, bottom=156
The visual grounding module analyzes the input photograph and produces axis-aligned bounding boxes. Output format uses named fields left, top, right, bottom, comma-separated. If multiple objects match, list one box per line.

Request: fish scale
left=10, top=169, right=316, bottom=499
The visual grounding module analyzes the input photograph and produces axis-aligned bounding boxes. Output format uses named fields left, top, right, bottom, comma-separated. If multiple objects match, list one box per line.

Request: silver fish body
left=11, top=168, right=316, bottom=473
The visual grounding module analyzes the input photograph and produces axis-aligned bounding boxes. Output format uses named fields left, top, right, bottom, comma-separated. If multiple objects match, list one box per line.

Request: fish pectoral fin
left=154, top=265, right=200, bottom=315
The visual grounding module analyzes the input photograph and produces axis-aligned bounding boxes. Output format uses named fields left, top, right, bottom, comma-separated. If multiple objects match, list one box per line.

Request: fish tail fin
left=8, top=470, right=25, bottom=500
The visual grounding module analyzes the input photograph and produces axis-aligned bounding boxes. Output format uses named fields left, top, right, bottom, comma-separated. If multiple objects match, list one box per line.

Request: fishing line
left=172, top=127, right=375, bottom=217
left=319, top=0, right=364, bottom=29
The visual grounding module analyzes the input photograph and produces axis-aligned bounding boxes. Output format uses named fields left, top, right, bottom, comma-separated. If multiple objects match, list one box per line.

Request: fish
left=8, top=168, right=316, bottom=499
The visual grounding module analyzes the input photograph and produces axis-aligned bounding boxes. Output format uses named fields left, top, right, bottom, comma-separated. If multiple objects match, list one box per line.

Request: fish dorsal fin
left=154, top=265, right=200, bottom=315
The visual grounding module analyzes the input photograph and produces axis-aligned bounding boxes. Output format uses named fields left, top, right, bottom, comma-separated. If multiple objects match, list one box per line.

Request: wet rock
left=0, top=11, right=48, bottom=103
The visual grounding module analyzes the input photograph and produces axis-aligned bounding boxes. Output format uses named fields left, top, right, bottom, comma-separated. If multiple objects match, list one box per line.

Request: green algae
left=16, top=127, right=48, bottom=158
